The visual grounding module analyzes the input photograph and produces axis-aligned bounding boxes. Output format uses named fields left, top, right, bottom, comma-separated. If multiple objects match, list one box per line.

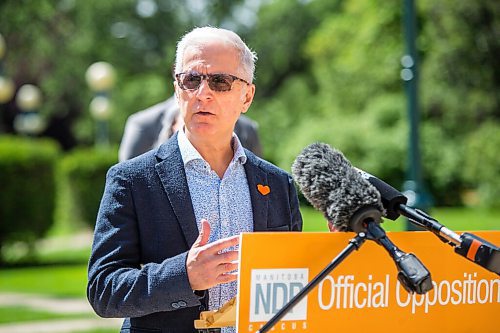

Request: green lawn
left=0, top=306, right=92, bottom=324
left=0, top=264, right=88, bottom=298
left=70, top=329, right=118, bottom=333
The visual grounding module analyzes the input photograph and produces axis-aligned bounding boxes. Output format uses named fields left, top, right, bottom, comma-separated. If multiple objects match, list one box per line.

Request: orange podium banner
left=236, top=231, right=499, bottom=333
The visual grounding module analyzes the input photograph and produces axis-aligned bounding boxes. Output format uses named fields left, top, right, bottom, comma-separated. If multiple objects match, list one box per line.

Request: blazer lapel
left=244, top=152, right=269, bottom=232
left=155, top=133, right=199, bottom=247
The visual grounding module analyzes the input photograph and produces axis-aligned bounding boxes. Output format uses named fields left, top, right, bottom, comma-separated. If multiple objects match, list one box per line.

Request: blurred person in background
left=87, top=26, right=302, bottom=333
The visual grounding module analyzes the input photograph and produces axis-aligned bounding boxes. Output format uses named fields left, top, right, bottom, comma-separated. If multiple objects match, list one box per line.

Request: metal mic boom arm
left=397, top=204, right=461, bottom=245
left=397, top=204, right=500, bottom=275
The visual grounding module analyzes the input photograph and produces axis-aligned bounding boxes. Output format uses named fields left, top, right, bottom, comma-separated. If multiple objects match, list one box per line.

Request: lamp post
left=0, top=33, right=16, bottom=133
left=401, top=0, right=432, bottom=230
left=13, top=84, right=45, bottom=136
left=0, top=34, right=15, bottom=104
left=85, top=61, right=116, bottom=147
left=0, top=76, right=15, bottom=104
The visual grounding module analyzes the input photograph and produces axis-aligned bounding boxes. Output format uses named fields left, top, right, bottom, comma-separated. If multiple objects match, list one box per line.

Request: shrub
left=462, top=122, right=500, bottom=208
left=58, top=146, right=118, bottom=228
left=0, top=136, right=60, bottom=251
left=420, top=123, right=466, bottom=206
left=277, top=93, right=407, bottom=187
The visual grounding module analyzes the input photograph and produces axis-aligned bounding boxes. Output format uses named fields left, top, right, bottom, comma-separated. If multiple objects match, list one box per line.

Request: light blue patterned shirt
left=178, top=129, right=253, bottom=331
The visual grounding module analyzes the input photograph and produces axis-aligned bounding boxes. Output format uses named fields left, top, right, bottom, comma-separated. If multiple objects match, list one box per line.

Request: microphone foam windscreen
left=291, top=142, right=384, bottom=231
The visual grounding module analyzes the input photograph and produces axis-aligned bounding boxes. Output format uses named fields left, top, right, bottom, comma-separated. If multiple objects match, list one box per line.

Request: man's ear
left=241, top=84, right=255, bottom=114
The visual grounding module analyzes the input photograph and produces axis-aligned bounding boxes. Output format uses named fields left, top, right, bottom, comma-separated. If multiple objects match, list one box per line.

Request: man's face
left=174, top=40, right=255, bottom=142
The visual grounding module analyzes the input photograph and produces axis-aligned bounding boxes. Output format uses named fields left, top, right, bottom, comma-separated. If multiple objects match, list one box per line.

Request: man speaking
left=87, top=26, right=303, bottom=333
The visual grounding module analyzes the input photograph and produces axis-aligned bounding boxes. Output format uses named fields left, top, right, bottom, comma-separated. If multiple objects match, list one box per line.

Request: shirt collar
left=177, top=128, right=247, bottom=166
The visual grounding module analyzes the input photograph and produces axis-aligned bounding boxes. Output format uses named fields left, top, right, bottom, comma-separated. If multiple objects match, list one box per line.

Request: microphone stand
left=257, top=232, right=367, bottom=333
left=257, top=209, right=433, bottom=333
left=364, top=221, right=433, bottom=294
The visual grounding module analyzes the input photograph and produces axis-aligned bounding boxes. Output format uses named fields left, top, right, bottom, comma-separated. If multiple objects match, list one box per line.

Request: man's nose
left=195, top=79, right=213, bottom=99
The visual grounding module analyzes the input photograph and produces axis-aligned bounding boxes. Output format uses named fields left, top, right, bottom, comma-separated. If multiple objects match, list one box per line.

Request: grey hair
left=174, top=26, right=257, bottom=82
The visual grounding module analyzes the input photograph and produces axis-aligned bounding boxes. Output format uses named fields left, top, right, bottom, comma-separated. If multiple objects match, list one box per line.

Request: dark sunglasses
left=175, top=72, right=250, bottom=92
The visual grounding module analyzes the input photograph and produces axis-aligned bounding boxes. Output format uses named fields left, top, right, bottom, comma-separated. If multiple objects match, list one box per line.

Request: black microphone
left=292, top=142, right=433, bottom=294
left=355, top=168, right=408, bottom=221
left=356, top=169, right=500, bottom=275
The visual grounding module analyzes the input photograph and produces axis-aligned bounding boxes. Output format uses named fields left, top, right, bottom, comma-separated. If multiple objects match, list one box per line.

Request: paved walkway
left=0, top=292, right=122, bottom=333
left=0, top=232, right=123, bottom=332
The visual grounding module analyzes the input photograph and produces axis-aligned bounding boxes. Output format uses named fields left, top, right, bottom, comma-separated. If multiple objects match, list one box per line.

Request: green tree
left=0, top=0, right=245, bottom=147
left=246, top=0, right=342, bottom=163
left=251, top=0, right=499, bottom=207
left=1, top=0, right=498, bottom=208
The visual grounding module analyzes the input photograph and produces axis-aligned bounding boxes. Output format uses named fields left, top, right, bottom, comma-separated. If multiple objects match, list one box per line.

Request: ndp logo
left=249, top=268, right=309, bottom=322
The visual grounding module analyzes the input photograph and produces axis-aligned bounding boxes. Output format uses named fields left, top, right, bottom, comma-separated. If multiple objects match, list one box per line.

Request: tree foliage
left=1, top=0, right=498, bottom=207
left=250, top=0, right=499, bottom=207
left=0, top=0, right=244, bottom=145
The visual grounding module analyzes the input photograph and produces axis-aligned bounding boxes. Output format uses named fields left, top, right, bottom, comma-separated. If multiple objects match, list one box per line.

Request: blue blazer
left=87, top=132, right=303, bottom=333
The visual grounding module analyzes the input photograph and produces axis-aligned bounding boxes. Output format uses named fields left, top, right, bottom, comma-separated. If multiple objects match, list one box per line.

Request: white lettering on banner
left=396, top=272, right=500, bottom=314
left=317, top=274, right=390, bottom=310
left=315, top=272, right=499, bottom=314
left=248, top=321, right=308, bottom=332
left=249, top=268, right=309, bottom=322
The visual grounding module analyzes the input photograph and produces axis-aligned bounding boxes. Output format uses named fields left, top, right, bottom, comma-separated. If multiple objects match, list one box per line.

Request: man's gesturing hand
left=186, top=219, right=240, bottom=291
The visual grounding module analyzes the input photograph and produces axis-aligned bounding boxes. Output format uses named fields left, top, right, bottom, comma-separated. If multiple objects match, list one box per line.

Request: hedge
left=58, top=146, right=118, bottom=228
left=0, top=135, right=60, bottom=250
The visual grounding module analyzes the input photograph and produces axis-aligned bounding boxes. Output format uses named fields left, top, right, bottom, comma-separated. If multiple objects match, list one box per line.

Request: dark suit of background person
left=87, top=26, right=302, bottom=333
left=118, top=95, right=263, bottom=162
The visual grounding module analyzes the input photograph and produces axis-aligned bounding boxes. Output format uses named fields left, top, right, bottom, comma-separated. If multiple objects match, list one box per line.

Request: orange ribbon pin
left=257, top=184, right=270, bottom=196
